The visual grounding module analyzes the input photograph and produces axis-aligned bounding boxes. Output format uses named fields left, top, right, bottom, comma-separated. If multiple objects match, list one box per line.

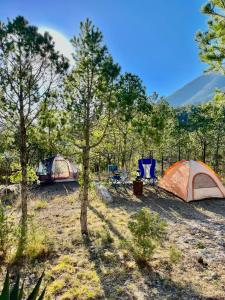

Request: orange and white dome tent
left=159, top=160, right=225, bottom=202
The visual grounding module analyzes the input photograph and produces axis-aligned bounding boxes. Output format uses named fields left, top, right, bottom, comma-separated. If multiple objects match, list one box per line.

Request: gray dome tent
left=36, top=154, right=78, bottom=183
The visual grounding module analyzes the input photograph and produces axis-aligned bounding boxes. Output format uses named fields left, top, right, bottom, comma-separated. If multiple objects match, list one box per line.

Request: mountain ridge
left=167, top=74, right=225, bottom=106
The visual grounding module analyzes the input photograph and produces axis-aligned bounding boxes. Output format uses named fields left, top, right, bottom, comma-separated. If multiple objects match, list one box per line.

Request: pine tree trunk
left=80, top=99, right=90, bottom=235
left=187, top=148, right=190, bottom=161
left=161, top=153, right=164, bottom=175
left=98, top=155, right=101, bottom=181
left=121, top=133, right=127, bottom=169
left=202, top=141, right=207, bottom=163
left=17, top=99, right=28, bottom=257
left=178, top=144, right=181, bottom=161
left=19, top=153, right=28, bottom=253
left=80, top=146, right=90, bottom=235
left=215, top=133, right=220, bottom=172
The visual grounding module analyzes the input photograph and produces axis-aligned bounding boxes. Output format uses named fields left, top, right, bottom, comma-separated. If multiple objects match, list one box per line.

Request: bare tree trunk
left=17, top=99, right=28, bottom=257
left=202, top=141, right=207, bottom=163
left=80, top=146, right=90, bottom=235
left=215, top=133, right=220, bottom=172
left=178, top=143, right=181, bottom=161
left=98, top=155, right=101, bottom=181
left=187, top=148, right=190, bottom=161
left=128, top=148, right=133, bottom=173
left=161, top=153, right=164, bottom=175
left=194, top=149, right=197, bottom=161
left=48, top=125, right=52, bottom=156
left=80, top=93, right=90, bottom=235
left=121, top=133, right=127, bottom=169
left=107, top=153, right=111, bottom=166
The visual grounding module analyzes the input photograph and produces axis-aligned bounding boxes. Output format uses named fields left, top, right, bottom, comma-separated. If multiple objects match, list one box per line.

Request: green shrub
left=9, top=162, right=37, bottom=184
left=100, top=228, right=114, bottom=246
left=34, top=200, right=48, bottom=210
left=0, top=205, right=9, bottom=258
left=1, top=214, right=53, bottom=263
left=25, top=217, right=53, bottom=261
left=128, top=208, right=167, bottom=263
left=0, top=205, right=14, bottom=260
left=0, top=270, right=46, bottom=299
left=196, top=241, right=205, bottom=249
left=168, top=245, right=182, bottom=264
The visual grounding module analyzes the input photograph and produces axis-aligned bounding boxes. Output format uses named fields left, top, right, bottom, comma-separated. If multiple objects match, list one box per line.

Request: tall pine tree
left=0, top=16, right=68, bottom=255
left=65, top=19, right=120, bottom=235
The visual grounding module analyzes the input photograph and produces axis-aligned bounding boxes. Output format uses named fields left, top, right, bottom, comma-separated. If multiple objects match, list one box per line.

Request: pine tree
left=196, top=0, right=225, bottom=73
left=0, top=16, right=68, bottom=255
left=64, top=19, right=120, bottom=235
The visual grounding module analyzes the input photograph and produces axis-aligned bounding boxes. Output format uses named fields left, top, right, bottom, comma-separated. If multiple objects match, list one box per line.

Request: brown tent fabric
left=159, top=160, right=225, bottom=202
left=37, top=154, right=78, bottom=183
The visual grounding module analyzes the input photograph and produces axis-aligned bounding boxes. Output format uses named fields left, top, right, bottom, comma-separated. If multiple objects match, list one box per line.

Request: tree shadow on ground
left=108, top=185, right=211, bottom=225
left=136, top=264, right=216, bottom=300
left=86, top=205, right=214, bottom=300
left=30, top=181, right=79, bottom=199
left=89, top=204, right=125, bottom=241
left=191, top=198, right=225, bottom=220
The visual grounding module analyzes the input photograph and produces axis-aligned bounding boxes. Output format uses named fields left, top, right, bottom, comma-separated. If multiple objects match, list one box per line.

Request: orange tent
left=159, top=160, right=225, bottom=202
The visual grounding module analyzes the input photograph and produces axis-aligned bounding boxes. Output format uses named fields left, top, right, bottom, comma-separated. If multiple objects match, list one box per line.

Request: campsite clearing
left=1, top=182, right=225, bottom=299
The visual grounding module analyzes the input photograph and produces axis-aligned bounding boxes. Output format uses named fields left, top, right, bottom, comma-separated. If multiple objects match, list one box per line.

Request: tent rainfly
left=159, top=160, right=225, bottom=202
left=36, top=154, right=78, bottom=183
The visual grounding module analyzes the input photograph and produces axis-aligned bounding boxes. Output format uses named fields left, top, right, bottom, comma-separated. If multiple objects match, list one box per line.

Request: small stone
left=211, top=272, right=219, bottom=280
left=218, top=241, right=225, bottom=248
left=125, top=261, right=136, bottom=270
left=205, top=272, right=219, bottom=281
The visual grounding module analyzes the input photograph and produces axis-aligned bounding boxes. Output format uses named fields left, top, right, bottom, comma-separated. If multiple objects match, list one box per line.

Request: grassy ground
left=1, top=182, right=225, bottom=299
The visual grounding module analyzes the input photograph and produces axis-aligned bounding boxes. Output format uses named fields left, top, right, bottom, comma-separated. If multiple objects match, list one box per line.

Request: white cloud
left=39, top=27, right=74, bottom=65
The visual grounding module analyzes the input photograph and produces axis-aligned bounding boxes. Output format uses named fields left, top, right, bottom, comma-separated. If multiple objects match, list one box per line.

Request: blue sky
left=0, top=0, right=207, bottom=96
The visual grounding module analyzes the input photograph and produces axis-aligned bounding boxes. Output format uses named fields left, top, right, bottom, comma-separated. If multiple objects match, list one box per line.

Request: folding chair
left=138, top=158, right=157, bottom=185
left=109, top=170, right=129, bottom=192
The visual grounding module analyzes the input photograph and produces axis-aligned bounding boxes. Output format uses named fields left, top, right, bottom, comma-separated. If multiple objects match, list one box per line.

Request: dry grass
left=1, top=182, right=225, bottom=299
left=33, top=199, right=48, bottom=210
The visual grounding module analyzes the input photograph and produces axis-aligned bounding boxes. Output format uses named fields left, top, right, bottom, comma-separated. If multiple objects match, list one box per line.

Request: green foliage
left=115, top=72, right=149, bottom=122
left=0, top=205, right=20, bottom=262
left=0, top=151, right=16, bottom=184
left=0, top=15, right=68, bottom=130
left=100, top=228, right=114, bottom=246
left=25, top=217, right=52, bottom=261
left=196, top=241, right=205, bottom=249
left=33, top=200, right=48, bottom=211
left=64, top=18, right=120, bottom=234
left=65, top=18, right=120, bottom=149
left=0, top=15, right=69, bottom=253
left=196, top=1, right=225, bottom=73
left=168, top=245, right=182, bottom=264
left=0, top=212, right=52, bottom=263
left=0, top=270, right=46, bottom=300
left=0, top=11, right=224, bottom=250
left=111, top=72, right=151, bottom=168
left=128, top=208, right=167, bottom=263
left=0, top=205, right=12, bottom=259
left=9, top=163, right=37, bottom=184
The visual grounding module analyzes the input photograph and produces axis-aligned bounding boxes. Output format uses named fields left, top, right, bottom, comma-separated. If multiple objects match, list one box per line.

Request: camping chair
left=108, top=170, right=129, bottom=192
left=108, top=164, right=118, bottom=176
left=138, top=158, right=157, bottom=185
left=108, top=164, right=119, bottom=188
